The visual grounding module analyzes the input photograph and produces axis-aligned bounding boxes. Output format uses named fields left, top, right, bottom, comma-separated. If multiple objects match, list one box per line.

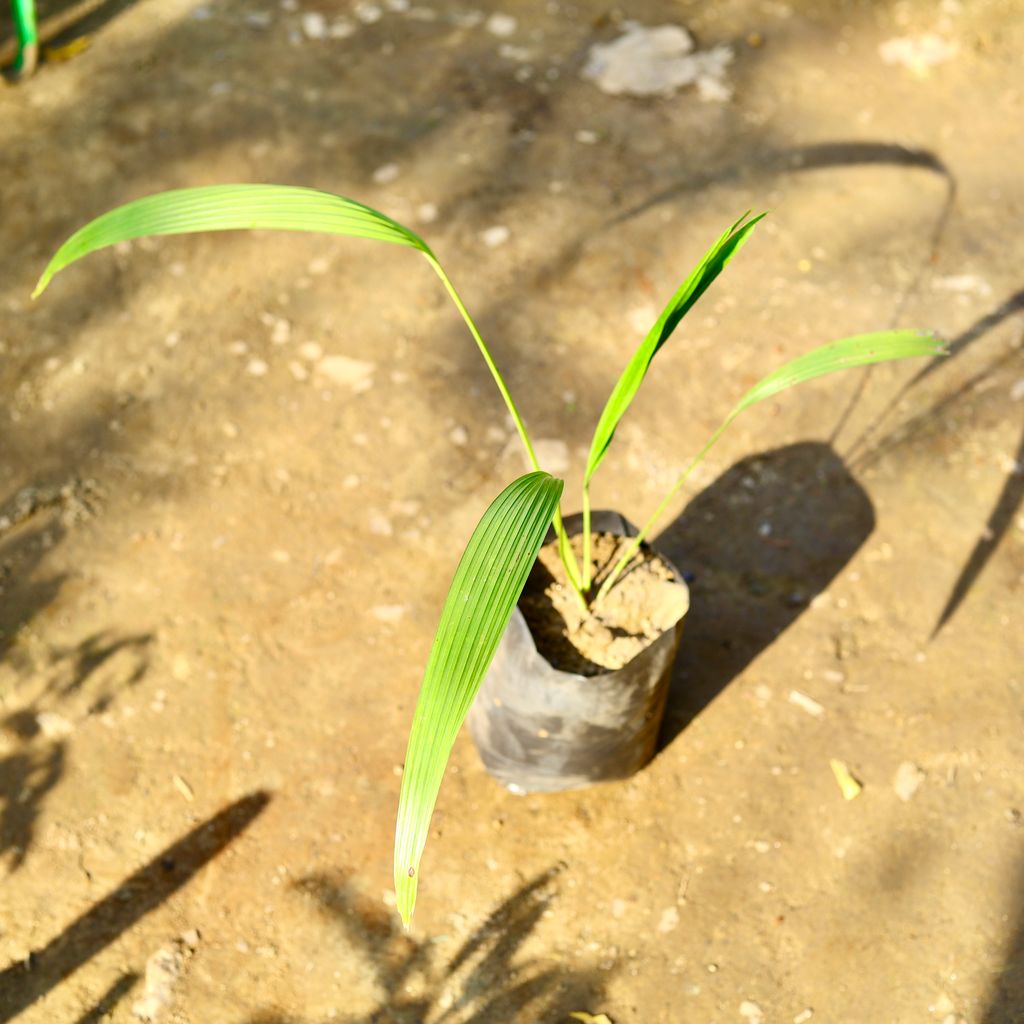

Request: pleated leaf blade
left=584, top=211, right=765, bottom=485
left=728, top=329, right=946, bottom=421
left=32, top=183, right=430, bottom=297
left=394, top=471, right=563, bottom=927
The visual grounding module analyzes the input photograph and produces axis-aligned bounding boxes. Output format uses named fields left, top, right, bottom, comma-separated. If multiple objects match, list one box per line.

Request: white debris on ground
left=486, top=13, right=517, bottom=38
left=878, top=34, right=958, bottom=75
left=372, top=162, right=400, bottom=185
left=787, top=689, right=825, bottom=718
left=480, top=225, right=510, bottom=248
left=931, top=274, right=992, bottom=297
left=533, top=439, right=570, bottom=474
left=739, top=1001, right=765, bottom=1024
left=582, top=22, right=734, bottom=101
left=131, top=943, right=185, bottom=1021
left=657, top=905, right=679, bottom=933
left=314, top=354, right=375, bottom=392
left=370, top=604, right=406, bottom=624
left=893, top=761, right=926, bottom=802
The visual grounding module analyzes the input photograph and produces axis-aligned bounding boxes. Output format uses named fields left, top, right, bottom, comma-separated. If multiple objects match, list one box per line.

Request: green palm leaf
left=595, top=328, right=945, bottom=602
left=32, top=183, right=430, bottom=297
left=584, top=211, right=765, bottom=486
left=394, top=471, right=563, bottom=926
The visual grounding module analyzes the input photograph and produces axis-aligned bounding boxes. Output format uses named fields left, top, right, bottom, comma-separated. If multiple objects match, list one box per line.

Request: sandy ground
left=1, top=0, right=1022, bottom=1021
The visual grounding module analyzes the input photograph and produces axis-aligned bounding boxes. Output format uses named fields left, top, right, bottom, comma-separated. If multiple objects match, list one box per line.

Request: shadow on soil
left=982, top=856, right=1024, bottom=1024
left=254, top=862, right=606, bottom=1024
left=0, top=790, right=270, bottom=1023
left=1, top=607, right=153, bottom=872
left=70, top=971, right=141, bottom=1024
left=654, top=441, right=874, bottom=746
left=849, top=287, right=1024, bottom=634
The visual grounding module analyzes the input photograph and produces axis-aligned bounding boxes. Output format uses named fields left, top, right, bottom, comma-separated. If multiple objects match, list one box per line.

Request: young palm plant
left=34, top=185, right=943, bottom=924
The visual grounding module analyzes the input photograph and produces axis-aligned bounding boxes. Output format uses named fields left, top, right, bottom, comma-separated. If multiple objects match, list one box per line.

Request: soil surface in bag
left=519, top=531, right=689, bottom=675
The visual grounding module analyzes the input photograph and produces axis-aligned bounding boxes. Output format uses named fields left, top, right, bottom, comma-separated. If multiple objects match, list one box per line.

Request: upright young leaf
left=394, top=472, right=563, bottom=927
left=32, top=183, right=431, bottom=297
left=584, top=211, right=765, bottom=485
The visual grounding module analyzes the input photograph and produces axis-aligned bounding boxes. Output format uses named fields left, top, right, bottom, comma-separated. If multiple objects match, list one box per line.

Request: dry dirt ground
left=1, top=0, right=1023, bottom=1021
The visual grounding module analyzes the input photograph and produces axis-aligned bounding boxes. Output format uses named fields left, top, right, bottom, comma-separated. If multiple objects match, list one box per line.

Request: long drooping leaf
left=595, top=329, right=945, bottom=602
left=32, top=184, right=430, bottom=297
left=583, top=211, right=765, bottom=485
left=394, top=471, right=563, bottom=927
left=31, top=184, right=589, bottom=594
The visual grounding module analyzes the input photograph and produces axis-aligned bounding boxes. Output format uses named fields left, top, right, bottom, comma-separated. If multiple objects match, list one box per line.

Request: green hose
left=12, top=0, right=39, bottom=74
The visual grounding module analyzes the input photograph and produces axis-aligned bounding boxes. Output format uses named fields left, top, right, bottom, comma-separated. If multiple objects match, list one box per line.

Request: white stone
left=246, top=358, right=269, bottom=377
left=416, top=202, right=439, bottom=223
left=481, top=225, right=510, bottom=248
left=371, top=604, right=406, bottom=623
left=486, top=13, right=517, bottom=37
left=739, top=1001, right=764, bottom=1024
left=533, top=438, right=569, bottom=473
left=315, top=355, right=375, bottom=392
left=372, top=162, right=400, bottom=184
left=788, top=689, right=825, bottom=718
left=893, top=761, right=925, bottom=802
left=300, top=11, right=327, bottom=39
left=657, top=906, right=679, bottom=932
left=583, top=22, right=733, bottom=100
left=879, top=34, right=958, bottom=74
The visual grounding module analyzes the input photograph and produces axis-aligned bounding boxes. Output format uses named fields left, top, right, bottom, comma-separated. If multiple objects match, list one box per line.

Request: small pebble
left=372, top=162, right=400, bottom=184
left=739, top=1001, right=764, bottom=1024
left=271, top=319, right=291, bottom=345
left=416, top=202, right=439, bottom=223
left=481, top=225, right=510, bottom=248
left=794, top=1010, right=814, bottom=1024
left=173, top=775, right=195, bottom=802
left=486, top=12, right=517, bottom=37
left=329, top=17, right=356, bottom=37
left=575, top=128, right=598, bottom=144
left=299, top=341, right=324, bottom=361
left=355, top=1, right=382, bottom=23
left=246, top=358, right=269, bottom=377
left=371, top=605, right=406, bottom=624
left=657, top=906, right=679, bottom=933
left=300, top=11, right=327, bottom=38
left=368, top=512, right=393, bottom=536
left=270, top=549, right=291, bottom=563
left=36, top=711, right=73, bottom=739
left=893, top=761, right=925, bottom=802
left=449, top=425, right=469, bottom=446
left=788, top=690, right=825, bottom=718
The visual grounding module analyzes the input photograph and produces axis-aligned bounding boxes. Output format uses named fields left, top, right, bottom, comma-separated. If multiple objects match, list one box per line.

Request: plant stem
left=594, top=418, right=733, bottom=604
left=581, top=485, right=592, bottom=593
left=425, top=254, right=586, bottom=607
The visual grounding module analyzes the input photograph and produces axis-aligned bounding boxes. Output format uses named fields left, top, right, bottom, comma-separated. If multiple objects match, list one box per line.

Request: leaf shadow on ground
left=653, top=440, right=874, bottom=747
left=848, top=287, right=1024, bottom=634
left=982, top=856, right=1024, bottom=1024
left=0, top=790, right=270, bottom=1023
left=0, top=477, right=153, bottom=871
left=249, top=862, right=607, bottom=1024
left=0, top=487, right=153, bottom=873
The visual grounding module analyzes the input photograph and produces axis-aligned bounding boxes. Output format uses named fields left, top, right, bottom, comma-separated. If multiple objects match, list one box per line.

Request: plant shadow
left=268, top=862, right=606, bottom=1024
left=0, top=790, right=269, bottom=1022
left=982, top=856, right=1024, bottom=1024
left=847, top=287, right=1024, bottom=634
left=654, top=440, right=874, bottom=747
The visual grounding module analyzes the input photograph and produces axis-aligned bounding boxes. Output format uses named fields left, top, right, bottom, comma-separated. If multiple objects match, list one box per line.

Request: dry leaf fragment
left=570, top=1014, right=614, bottom=1024
left=830, top=759, right=862, bottom=800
